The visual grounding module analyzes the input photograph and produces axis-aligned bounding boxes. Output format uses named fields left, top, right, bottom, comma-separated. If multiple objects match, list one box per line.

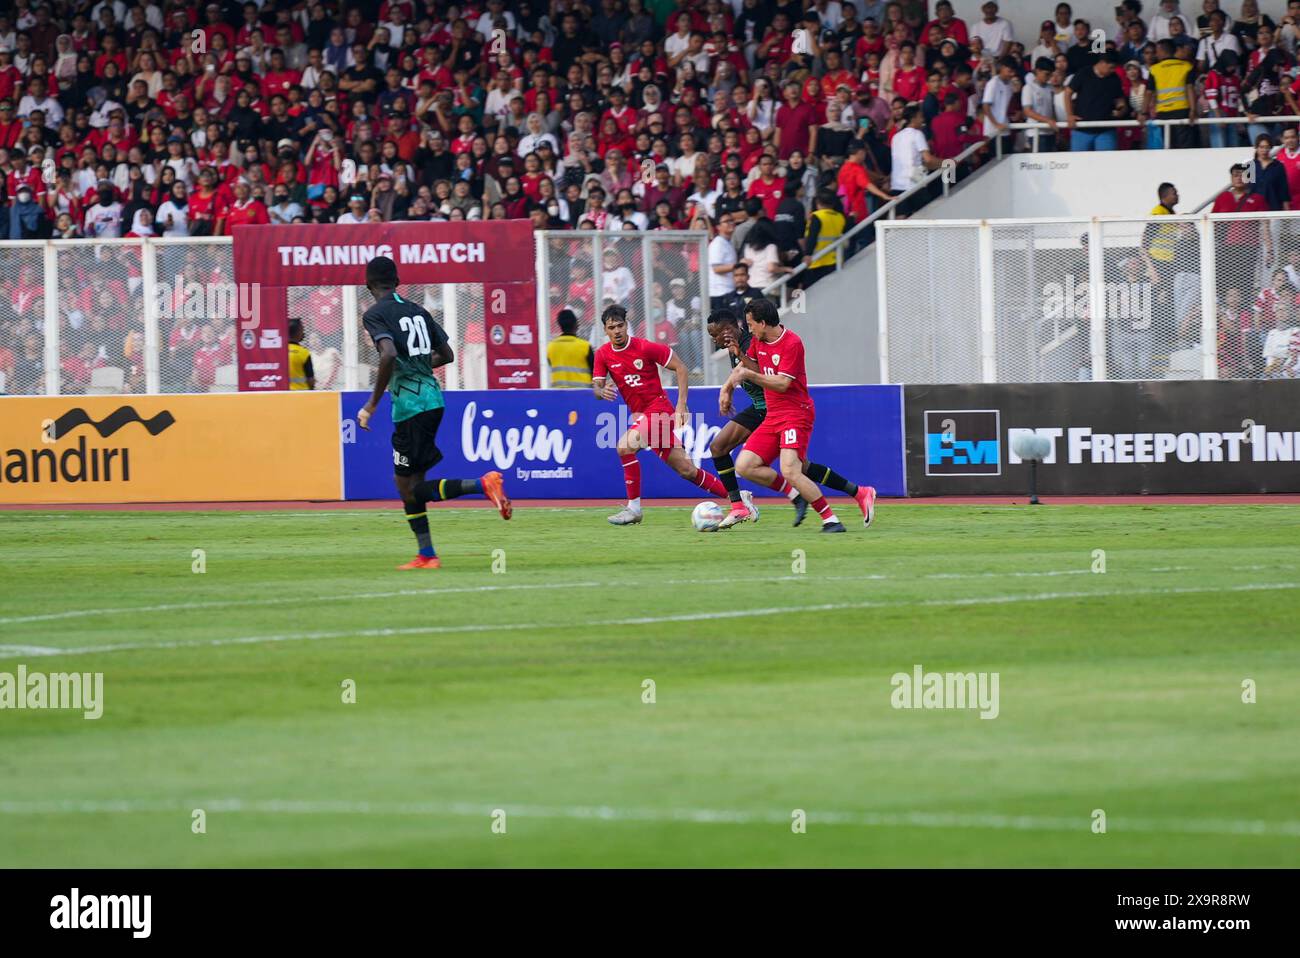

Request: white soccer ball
left=691, top=500, right=725, bottom=532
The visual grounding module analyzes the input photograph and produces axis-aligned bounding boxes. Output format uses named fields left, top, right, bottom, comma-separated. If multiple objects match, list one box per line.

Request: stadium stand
left=1, top=1, right=1299, bottom=396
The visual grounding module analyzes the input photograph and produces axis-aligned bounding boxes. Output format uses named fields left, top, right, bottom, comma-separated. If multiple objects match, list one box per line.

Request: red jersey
left=747, top=176, right=785, bottom=218
left=1203, top=70, right=1241, bottom=117
left=746, top=326, right=813, bottom=421
left=1276, top=146, right=1300, bottom=204
left=593, top=336, right=673, bottom=414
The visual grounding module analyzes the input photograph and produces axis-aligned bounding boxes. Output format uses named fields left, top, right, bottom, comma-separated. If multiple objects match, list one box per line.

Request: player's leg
left=777, top=424, right=846, bottom=533
left=661, top=444, right=727, bottom=497
left=391, top=412, right=442, bottom=569
left=407, top=408, right=512, bottom=519
left=803, top=461, right=877, bottom=528
left=719, top=428, right=779, bottom=529
left=709, top=418, right=752, bottom=509
left=608, top=421, right=647, bottom=525
left=639, top=405, right=728, bottom=501
left=394, top=472, right=442, bottom=569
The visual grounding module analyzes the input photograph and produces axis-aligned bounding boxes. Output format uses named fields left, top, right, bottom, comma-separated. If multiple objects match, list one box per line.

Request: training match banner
left=341, top=385, right=905, bottom=500
left=904, top=380, right=1300, bottom=496
left=230, top=220, right=536, bottom=393
left=0, top=394, right=342, bottom=504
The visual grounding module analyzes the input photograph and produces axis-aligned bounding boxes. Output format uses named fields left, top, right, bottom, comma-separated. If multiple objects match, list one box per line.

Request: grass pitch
left=0, top=502, right=1297, bottom=868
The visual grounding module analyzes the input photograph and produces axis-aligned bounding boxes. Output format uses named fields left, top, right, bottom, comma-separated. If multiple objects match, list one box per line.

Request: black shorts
left=392, top=407, right=444, bottom=477
left=730, top=404, right=766, bottom=432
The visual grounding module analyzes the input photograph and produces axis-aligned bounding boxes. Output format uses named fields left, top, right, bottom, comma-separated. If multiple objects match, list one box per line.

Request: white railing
left=1000, top=114, right=1300, bottom=154
left=877, top=210, right=1300, bottom=385
left=0, top=230, right=717, bottom=396
left=763, top=139, right=988, bottom=307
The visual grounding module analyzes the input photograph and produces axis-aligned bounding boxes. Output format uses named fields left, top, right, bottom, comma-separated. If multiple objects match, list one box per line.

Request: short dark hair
left=557, top=308, right=578, bottom=334
left=745, top=196, right=764, bottom=217
left=601, top=303, right=628, bottom=326
left=707, top=307, right=740, bottom=328
left=288, top=317, right=304, bottom=336
left=1158, top=181, right=1176, bottom=199
left=365, top=255, right=399, bottom=288
left=745, top=297, right=780, bottom=327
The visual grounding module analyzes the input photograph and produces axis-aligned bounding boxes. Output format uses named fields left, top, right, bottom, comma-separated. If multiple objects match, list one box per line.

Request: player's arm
left=428, top=316, right=454, bottom=369
left=719, top=366, right=740, bottom=417
left=358, top=336, right=396, bottom=430
left=592, top=348, right=616, bottom=399
left=663, top=349, right=691, bottom=428
left=738, top=364, right=793, bottom=392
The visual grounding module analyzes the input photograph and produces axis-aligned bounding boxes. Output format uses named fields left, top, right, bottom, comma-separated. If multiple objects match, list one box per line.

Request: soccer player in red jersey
left=720, top=298, right=876, bottom=532
left=593, top=304, right=728, bottom=525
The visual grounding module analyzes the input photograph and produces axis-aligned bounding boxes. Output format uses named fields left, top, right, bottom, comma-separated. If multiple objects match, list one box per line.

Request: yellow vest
left=1150, top=58, right=1192, bottom=114
left=807, top=208, right=846, bottom=269
left=1146, top=204, right=1178, bottom=263
left=547, top=335, right=593, bottom=388
left=288, top=342, right=312, bottom=389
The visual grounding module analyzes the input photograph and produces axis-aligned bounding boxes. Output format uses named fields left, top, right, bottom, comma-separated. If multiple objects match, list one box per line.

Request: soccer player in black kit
left=356, top=255, right=511, bottom=569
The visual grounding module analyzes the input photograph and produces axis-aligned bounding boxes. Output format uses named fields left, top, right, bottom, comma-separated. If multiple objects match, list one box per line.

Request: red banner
left=230, top=221, right=535, bottom=392
left=235, top=285, right=289, bottom=392
left=231, top=220, right=534, bottom=286
left=484, top=281, right=540, bottom=389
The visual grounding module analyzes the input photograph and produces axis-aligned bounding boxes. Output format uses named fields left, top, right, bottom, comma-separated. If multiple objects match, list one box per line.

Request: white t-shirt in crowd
left=155, top=200, right=190, bottom=237
left=970, top=17, right=1014, bottom=55
left=708, top=234, right=737, bottom=297
left=890, top=126, right=928, bottom=192
left=981, top=75, right=1014, bottom=137
left=83, top=201, right=124, bottom=238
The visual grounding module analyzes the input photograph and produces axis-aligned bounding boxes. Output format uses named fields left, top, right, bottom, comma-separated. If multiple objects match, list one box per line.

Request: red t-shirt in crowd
left=747, top=175, right=785, bottom=218
left=774, top=100, right=816, bottom=158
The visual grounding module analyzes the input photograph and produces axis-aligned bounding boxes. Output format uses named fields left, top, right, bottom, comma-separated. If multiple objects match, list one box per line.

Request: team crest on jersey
left=633, top=358, right=644, bottom=370
left=771, top=354, right=781, bottom=366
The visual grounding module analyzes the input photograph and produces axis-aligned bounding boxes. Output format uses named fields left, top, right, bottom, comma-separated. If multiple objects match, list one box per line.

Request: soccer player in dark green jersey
left=707, top=308, right=865, bottom=529
left=356, top=255, right=511, bottom=570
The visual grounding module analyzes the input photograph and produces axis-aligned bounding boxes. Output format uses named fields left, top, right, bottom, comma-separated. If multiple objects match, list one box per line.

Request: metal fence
left=0, top=231, right=713, bottom=396
left=877, top=212, right=1300, bottom=384
left=536, top=230, right=719, bottom=386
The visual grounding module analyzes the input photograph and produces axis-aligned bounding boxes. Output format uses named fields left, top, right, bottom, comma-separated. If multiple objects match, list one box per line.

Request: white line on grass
left=4, top=581, right=1296, bottom=659
left=0, top=564, right=1228, bottom=628
left=0, top=797, right=1295, bottom=838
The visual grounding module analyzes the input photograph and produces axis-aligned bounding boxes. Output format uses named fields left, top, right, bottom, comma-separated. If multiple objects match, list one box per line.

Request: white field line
left=0, top=797, right=1295, bottom=838
left=1, top=581, right=1296, bottom=660
left=0, top=565, right=1211, bottom=628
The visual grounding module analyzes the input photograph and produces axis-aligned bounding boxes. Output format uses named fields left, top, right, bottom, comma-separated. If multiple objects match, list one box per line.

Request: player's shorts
left=629, top=400, right=681, bottom=450
left=743, top=414, right=813, bottom=464
left=729, top=404, right=766, bottom=433
left=391, top=407, right=445, bottom=477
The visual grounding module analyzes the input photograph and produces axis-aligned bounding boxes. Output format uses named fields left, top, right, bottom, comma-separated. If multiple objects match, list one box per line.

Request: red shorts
left=629, top=401, right=681, bottom=450
left=743, top=414, right=812, bottom=463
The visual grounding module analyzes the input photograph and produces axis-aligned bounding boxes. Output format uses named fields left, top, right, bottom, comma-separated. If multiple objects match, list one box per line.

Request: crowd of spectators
left=4, top=0, right=1300, bottom=393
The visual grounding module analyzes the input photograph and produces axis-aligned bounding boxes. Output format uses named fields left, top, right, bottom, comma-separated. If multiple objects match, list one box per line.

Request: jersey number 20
left=399, top=315, right=432, bottom=355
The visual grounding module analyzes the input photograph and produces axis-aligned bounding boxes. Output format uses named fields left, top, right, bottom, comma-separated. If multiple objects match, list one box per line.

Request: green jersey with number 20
left=361, top=291, right=448, bottom=422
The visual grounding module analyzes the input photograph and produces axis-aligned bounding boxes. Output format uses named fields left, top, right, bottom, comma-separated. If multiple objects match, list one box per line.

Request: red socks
left=621, top=455, right=641, bottom=500
left=692, top=468, right=727, bottom=497
left=811, top=496, right=834, bottom=520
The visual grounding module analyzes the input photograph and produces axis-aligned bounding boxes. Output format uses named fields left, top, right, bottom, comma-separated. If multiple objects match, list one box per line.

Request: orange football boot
left=398, top=555, right=442, bottom=570
left=481, top=471, right=512, bottom=519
